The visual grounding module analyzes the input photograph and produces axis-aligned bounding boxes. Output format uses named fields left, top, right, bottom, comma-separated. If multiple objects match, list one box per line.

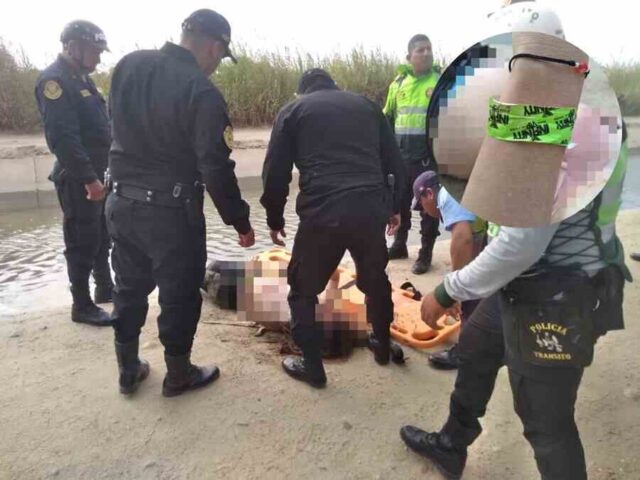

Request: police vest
left=383, top=66, right=439, bottom=164
left=487, top=139, right=631, bottom=280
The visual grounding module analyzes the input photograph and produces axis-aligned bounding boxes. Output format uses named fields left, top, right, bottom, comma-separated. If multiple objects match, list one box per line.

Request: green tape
left=487, top=98, right=576, bottom=146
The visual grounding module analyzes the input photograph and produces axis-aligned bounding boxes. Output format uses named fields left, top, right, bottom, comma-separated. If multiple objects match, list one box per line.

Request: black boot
left=282, top=356, right=327, bottom=388
left=70, top=285, right=112, bottom=327
left=428, top=345, right=459, bottom=370
left=631, top=252, right=640, bottom=262
left=412, top=235, right=436, bottom=275
left=162, top=352, right=220, bottom=397
left=388, top=231, right=409, bottom=260
left=400, top=426, right=467, bottom=480
left=115, top=340, right=150, bottom=395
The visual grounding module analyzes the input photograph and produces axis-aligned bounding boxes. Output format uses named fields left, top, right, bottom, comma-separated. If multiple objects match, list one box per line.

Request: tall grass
left=604, top=60, right=640, bottom=116
left=0, top=40, right=41, bottom=131
left=0, top=38, right=639, bottom=132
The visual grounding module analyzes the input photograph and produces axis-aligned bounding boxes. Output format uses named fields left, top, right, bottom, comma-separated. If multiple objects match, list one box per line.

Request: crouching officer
left=261, top=69, right=407, bottom=388
left=107, top=9, right=255, bottom=396
left=401, top=129, right=632, bottom=479
left=35, top=20, right=114, bottom=327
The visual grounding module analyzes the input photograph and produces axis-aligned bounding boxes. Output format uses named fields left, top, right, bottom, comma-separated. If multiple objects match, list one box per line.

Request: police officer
left=261, top=69, right=406, bottom=388
left=383, top=34, right=440, bottom=274
left=401, top=137, right=631, bottom=478
left=411, top=171, right=487, bottom=369
left=35, top=20, right=114, bottom=327
left=107, top=9, right=255, bottom=397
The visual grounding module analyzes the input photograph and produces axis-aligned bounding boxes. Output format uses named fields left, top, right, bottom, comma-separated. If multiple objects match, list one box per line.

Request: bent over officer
left=107, top=9, right=255, bottom=397
left=35, top=20, right=113, bottom=327
left=261, top=69, right=406, bottom=388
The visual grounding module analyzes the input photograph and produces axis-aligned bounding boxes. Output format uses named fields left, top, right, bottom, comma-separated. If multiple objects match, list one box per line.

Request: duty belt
left=112, top=181, right=203, bottom=208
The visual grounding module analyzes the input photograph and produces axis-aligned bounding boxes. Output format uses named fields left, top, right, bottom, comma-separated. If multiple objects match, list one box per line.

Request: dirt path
left=1, top=211, right=639, bottom=480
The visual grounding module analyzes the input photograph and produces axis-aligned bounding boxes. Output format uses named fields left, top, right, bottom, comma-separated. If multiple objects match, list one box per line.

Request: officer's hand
left=270, top=229, right=286, bottom=247
left=387, top=214, right=401, bottom=236
left=421, top=292, right=460, bottom=330
left=238, top=229, right=255, bottom=248
left=85, top=180, right=106, bottom=201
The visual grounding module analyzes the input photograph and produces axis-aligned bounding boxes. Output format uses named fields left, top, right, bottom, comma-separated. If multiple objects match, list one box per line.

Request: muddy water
left=2, top=155, right=640, bottom=317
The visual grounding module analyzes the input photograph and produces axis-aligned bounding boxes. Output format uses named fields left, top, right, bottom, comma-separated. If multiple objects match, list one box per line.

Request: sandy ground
left=1, top=211, right=639, bottom=480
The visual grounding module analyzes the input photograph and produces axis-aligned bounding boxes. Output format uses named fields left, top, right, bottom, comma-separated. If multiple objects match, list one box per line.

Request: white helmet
left=487, top=1, right=564, bottom=38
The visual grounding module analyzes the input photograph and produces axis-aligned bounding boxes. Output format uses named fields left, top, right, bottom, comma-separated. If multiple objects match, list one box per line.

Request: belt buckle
left=172, top=185, right=182, bottom=198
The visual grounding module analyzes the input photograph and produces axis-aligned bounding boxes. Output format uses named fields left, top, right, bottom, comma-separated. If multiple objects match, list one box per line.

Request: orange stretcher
left=253, top=249, right=460, bottom=349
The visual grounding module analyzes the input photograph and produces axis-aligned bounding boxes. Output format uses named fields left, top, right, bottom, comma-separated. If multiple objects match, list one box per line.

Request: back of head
left=296, top=68, right=338, bottom=95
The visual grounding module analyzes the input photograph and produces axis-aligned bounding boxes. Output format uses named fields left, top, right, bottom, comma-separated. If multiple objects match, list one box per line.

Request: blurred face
left=67, top=40, right=103, bottom=73
left=419, top=187, right=439, bottom=218
left=408, top=40, right=433, bottom=76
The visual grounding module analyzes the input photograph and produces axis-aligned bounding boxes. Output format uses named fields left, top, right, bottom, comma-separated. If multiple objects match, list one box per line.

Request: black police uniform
left=106, top=42, right=251, bottom=357
left=35, top=55, right=113, bottom=310
left=261, top=82, right=406, bottom=374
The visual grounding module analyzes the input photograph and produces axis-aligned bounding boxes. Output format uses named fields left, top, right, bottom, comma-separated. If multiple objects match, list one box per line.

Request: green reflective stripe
left=606, top=141, right=629, bottom=186
left=395, top=126, right=426, bottom=135
left=395, top=114, right=427, bottom=128
left=398, top=106, right=429, bottom=115
left=597, top=140, right=628, bottom=228
left=597, top=200, right=622, bottom=227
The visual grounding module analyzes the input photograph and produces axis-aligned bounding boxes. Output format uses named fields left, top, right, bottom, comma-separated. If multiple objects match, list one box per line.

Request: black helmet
left=60, top=20, right=109, bottom=52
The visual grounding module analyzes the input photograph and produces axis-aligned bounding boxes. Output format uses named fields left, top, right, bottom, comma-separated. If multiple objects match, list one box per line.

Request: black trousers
left=397, top=163, right=439, bottom=253
left=55, top=179, right=111, bottom=291
left=287, top=216, right=393, bottom=355
left=441, top=293, right=588, bottom=480
left=105, top=194, right=206, bottom=356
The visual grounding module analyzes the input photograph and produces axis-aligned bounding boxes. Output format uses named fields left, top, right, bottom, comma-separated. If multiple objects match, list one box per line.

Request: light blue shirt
left=437, top=187, right=477, bottom=232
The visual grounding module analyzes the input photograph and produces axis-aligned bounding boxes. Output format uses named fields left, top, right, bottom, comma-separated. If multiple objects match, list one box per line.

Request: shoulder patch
left=223, top=125, right=234, bottom=150
left=43, top=80, right=63, bottom=100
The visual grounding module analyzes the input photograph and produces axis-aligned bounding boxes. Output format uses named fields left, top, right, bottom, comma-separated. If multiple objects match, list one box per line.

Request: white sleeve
left=443, top=223, right=559, bottom=301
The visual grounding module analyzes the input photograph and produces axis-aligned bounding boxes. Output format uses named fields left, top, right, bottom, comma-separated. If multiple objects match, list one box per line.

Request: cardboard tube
left=461, top=32, right=588, bottom=227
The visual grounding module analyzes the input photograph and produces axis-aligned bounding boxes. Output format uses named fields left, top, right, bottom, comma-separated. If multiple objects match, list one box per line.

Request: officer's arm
left=382, top=83, right=397, bottom=132
left=435, top=224, right=560, bottom=306
left=379, top=110, right=406, bottom=214
left=260, top=106, right=294, bottom=232
left=192, top=90, right=251, bottom=235
left=35, top=78, right=99, bottom=184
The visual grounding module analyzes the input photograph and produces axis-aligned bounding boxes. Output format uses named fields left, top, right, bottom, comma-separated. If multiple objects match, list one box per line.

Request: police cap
left=182, top=9, right=237, bottom=64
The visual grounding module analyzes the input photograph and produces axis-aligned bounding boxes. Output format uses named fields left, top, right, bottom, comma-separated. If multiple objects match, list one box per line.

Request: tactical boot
left=281, top=356, right=327, bottom=388
left=71, top=285, right=112, bottom=327
left=162, top=352, right=220, bottom=397
left=115, top=340, right=150, bottom=395
left=400, top=426, right=467, bottom=480
left=412, top=235, right=436, bottom=275
left=428, top=345, right=459, bottom=370
left=388, top=231, right=409, bottom=260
